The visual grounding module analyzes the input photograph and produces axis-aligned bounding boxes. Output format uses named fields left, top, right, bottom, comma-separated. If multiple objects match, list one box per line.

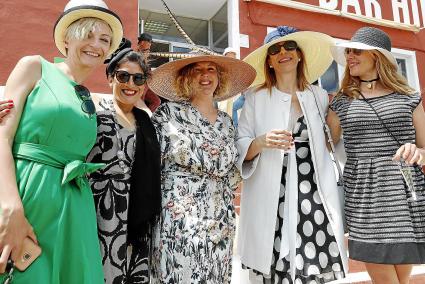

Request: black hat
left=105, top=37, right=133, bottom=76
left=138, top=33, right=152, bottom=43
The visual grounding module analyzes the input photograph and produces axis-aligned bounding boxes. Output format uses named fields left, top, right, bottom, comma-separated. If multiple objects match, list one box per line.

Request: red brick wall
left=0, top=0, right=138, bottom=93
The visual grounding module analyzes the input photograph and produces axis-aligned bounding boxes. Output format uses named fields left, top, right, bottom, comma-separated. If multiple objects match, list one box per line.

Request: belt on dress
left=13, top=142, right=104, bottom=190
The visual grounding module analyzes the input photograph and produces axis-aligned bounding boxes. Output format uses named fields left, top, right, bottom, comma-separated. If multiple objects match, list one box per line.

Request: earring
left=298, top=58, right=301, bottom=62
left=269, top=65, right=274, bottom=68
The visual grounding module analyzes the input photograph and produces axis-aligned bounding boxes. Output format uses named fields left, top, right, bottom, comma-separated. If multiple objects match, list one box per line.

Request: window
left=397, top=59, right=407, bottom=78
left=149, top=41, right=198, bottom=68
left=211, top=3, right=228, bottom=50
left=392, top=48, right=420, bottom=90
left=149, top=42, right=171, bottom=68
left=140, top=3, right=228, bottom=67
left=319, top=61, right=339, bottom=94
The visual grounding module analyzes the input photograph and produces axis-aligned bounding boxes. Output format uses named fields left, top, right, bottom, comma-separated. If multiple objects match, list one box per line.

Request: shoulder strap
left=358, top=93, right=402, bottom=147
left=310, top=87, right=345, bottom=186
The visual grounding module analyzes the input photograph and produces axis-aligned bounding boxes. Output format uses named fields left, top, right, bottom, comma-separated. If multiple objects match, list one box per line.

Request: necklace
left=107, top=99, right=136, bottom=174
left=360, top=77, right=379, bottom=89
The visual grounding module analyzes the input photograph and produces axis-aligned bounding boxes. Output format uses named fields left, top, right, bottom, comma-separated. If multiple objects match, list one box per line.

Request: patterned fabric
left=249, top=116, right=344, bottom=284
left=87, top=98, right=150, bottom=284
left=151, top=101, right=241, bottom=284
left=330, top=92, right=425, bottom=263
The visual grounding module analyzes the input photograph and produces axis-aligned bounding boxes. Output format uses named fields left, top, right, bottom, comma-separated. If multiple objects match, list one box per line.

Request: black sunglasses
left=114, top=70, right=148, bottom=86
left=74, top=85, right=96, bottom=116
left=267, top=41, right=298, bottom=56
left=344, top=48, right=363, bottom=56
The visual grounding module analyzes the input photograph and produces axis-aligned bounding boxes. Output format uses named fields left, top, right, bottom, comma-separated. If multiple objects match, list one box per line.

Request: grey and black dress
left=330, top=92, right=425, bottom=263
left=250, top=115, right=345, bottom=284
left=87, top=98, right=150, bottom=284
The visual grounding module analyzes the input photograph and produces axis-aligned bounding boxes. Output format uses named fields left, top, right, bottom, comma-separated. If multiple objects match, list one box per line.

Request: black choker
left=360, top=78, right=379, bottom=89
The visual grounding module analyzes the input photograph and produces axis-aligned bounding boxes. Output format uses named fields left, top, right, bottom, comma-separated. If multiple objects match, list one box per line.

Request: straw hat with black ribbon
left=54, top=0, right=123, bottom=57
left=244, top=26, right=335, bottom=87
left=331, top=26, right=397, bottom=68
left=148, top=55, right=256, bottom=102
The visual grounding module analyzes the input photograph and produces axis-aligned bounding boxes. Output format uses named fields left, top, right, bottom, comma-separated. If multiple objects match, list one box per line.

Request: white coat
left=236, top=85, right=348, bottom=278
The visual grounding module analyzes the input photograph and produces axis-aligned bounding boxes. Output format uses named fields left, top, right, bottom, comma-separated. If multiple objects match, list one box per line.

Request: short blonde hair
left=64, top=18, right=113, bottom=54
left=174, top=62, right=229, bottom=100
left=339, top=50, right=415, bottom=98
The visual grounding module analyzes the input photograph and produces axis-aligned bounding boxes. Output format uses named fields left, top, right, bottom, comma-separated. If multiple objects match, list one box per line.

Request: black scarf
left=127, top=108, right=161, bottom=248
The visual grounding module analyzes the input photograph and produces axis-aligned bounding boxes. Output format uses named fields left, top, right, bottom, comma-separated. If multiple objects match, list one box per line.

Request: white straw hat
left=53, top=0, right=123, bottom=57
left=244, top=26, right=335, bottom=87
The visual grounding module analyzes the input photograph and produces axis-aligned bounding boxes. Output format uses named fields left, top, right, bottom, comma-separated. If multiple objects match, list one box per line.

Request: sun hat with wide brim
left=147, top=55, right=256, bottom=102
left=244, top=27, right=335, bottom=87
left=54, top=0, right=123, bottom=57
left=331, top=26, right=397, bottom=68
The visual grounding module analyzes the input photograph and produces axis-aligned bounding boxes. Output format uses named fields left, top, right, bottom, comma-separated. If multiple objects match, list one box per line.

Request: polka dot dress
left=252, top=116, right=345, bottom=284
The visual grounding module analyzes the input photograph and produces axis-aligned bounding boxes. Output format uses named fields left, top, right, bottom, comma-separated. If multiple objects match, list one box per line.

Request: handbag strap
left=310, top=87, right=345, bottom=186
left=358, top=92, right=403, bottom=147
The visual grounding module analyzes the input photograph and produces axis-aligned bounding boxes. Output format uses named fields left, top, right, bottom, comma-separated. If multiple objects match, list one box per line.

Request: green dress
left=0, top=57, right=104, bottom=283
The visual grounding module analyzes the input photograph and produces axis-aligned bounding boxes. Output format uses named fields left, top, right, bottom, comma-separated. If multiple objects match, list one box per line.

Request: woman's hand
left=393, top=143, right=425, bottom=166
left=256, top=129, right=294, bottom=151
left=0, top=204, right=37, bottom=273
left=0, top=100, right=14, bottom=123
left=245, top=129, right=294, bottom=161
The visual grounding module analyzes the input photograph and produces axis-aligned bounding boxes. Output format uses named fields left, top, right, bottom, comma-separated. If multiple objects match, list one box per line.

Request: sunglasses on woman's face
left=344, top=48, right=363, bottom=56
left=267, top=41, right=298, bottom=56
left=114, top=70, right=148, bottom=86
left=74, top=85, right=96, bottom=116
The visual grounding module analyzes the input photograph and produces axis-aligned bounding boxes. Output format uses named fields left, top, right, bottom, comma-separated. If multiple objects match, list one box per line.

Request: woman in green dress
left=0, top=0, right=122, bottom=283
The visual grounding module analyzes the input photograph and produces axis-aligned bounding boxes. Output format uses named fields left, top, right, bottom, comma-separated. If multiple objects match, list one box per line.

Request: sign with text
left=318, top=0, right=425, bottom=27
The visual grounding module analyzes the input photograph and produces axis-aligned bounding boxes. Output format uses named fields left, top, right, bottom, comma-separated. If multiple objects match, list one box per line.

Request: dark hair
left=138, top=33, right=152, bottom=43
left=106, top=49, right=151, bottom=79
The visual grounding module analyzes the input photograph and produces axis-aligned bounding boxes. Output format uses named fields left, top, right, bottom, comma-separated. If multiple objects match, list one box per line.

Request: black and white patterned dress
left=251, top=116, right=344, bottom=284
left=151, top=101, right=241, bottom=284
left=330, top=92, right=425, bottom=263
left=87, top=98, right=150, bottom=284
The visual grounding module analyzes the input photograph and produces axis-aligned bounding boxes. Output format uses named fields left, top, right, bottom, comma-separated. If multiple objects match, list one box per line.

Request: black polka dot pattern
left=250, top=116, right=345, bottom=284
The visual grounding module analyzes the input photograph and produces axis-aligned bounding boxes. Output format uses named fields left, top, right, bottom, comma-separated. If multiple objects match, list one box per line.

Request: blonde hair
left=339, top=50, right=415, bottom=98
left=64, top=18, right=113, bottom=54
left=258, top=47, right=309, bottom=94
left=174, top=62, right=229, bottom=100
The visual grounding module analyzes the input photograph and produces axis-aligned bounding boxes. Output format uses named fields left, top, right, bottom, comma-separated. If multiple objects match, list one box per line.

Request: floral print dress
left=151, top=101, right=241, bottom=284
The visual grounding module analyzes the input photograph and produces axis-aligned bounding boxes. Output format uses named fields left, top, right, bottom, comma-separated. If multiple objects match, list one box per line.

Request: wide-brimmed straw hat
left=54, top=0, right=123, bottom=57
left=148, top=55, right=256, bottom=102
left=331, top=27, right=397, bottom=68
left=244, top=26, right=335, bottom=87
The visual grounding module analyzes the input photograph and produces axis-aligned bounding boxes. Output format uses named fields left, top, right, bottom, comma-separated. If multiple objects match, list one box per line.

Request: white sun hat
left=244, top=26, right=335, bottom=87
left=53, top=0, right=123, bottom=57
